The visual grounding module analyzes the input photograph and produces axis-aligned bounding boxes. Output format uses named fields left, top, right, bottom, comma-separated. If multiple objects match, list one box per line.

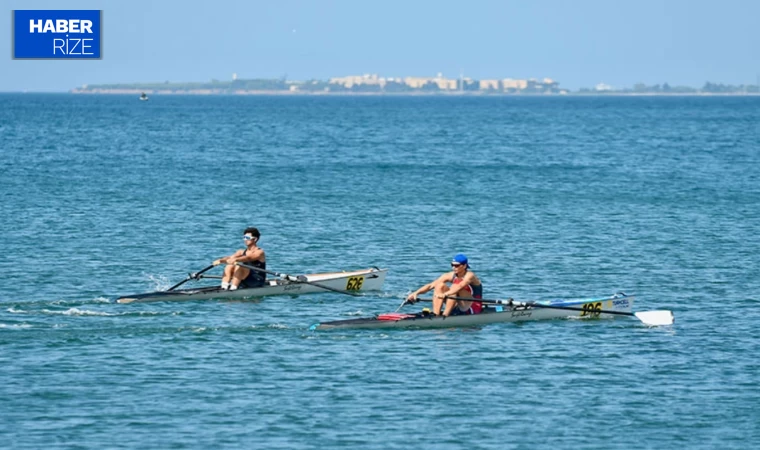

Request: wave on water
left=185, top=324, right=293, bottom=333
left=42, top=308, right=117, bottom=317
left=365, top=291, right=407, bottom=299
left=4, top=297, right=116, bottom=310
left=7, top=306, right=180, bottom=317
left=0, top=323, right=33, bottom=329
left=143, top=273, right=172, bottom=292
left=50, top=296, right=113, bottom=306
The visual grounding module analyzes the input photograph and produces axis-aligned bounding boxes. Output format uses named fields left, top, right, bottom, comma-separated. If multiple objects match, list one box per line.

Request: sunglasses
left=451, top=263, right=463, bottom=267
left=243, top=235, right=256, bottom=241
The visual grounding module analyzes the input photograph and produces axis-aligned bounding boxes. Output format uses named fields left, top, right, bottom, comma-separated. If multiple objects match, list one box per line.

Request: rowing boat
left=311, top=293, right=672, bottom=330
left=313, top=293, right=640, bottom=330
left=117, top=267, right=387, bottom=304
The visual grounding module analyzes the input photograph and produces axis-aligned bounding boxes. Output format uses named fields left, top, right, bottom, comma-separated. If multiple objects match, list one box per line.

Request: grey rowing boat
left=117, top=267, right=387, bottom=303
left=311, top=293, right=673, bottom=330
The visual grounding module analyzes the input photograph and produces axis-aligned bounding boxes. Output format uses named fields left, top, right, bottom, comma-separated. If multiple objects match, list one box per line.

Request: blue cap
left=452, top=253, right=470, bottom=268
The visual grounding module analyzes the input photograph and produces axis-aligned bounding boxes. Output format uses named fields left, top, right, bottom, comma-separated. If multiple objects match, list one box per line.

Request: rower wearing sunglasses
left=406, top=253, right=483, bottom=316
left=212, top=227, right=266, bottom=290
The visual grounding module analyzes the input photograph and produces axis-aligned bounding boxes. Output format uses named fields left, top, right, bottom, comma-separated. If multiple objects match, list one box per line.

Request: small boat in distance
left=117, top=267, right=387, bottom=303
left=139, top=92, right=149, bottom=101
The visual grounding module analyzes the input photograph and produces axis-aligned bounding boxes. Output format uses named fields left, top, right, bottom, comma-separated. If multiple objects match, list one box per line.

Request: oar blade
left=634, top=310, right=674, bottom=326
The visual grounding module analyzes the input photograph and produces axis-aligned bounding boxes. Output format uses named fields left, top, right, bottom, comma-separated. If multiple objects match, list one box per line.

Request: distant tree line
left=579, top=82, right=759, bottom=94
left=701, top=82, right=759, bottom=93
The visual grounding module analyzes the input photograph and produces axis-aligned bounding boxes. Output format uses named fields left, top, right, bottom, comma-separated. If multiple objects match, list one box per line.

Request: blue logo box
left=13, top=10, right=102, bottom=59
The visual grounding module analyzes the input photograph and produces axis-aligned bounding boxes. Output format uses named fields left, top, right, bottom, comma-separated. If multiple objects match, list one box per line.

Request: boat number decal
left=346, top=276, right=364, bottom=291
left=580, top=302, right=602, bottom=317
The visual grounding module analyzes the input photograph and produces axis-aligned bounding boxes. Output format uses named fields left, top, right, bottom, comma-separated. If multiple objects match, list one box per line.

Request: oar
left=394, top=297, right=410, bottom=312
left=394, top=293, right=465, bottom=312
left=436, top=296, right=675, bottom=326
left=167, top=264, right=216, bottom=291
left=395, top=294, right=461, bottom=312
left=235, top=263, right=362, bottom=297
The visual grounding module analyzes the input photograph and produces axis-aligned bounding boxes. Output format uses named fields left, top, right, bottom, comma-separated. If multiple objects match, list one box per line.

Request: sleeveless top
left=452, top=272, right=483, bottom=314
left=242, top=249, right=266, bottom=287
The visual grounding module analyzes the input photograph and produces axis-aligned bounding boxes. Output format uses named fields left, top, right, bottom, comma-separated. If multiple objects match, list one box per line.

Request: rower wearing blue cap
left=406, top=253, right=483, bottom=316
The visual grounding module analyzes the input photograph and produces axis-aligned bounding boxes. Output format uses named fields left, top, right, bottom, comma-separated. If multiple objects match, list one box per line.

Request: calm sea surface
left=1, top=94, right=758, bottom=449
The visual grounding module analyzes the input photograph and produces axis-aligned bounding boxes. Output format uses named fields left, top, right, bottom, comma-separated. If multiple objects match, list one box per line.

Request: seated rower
left=406, top=253, right=483, bottom=316
left=213, top=227, right=266, bottom=290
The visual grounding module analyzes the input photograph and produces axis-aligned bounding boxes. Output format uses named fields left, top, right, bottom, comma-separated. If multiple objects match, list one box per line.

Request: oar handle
left=190, top=264, right=216, bottom=279
left=167, top=264, right=216, bottom=291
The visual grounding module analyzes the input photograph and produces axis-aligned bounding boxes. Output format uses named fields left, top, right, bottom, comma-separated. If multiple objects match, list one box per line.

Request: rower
left=406, top=253, right=483, bottom=316
left=213, top=227, right=266, bottom=290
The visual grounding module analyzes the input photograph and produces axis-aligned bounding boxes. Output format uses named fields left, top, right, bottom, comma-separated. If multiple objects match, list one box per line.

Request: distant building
left=329, top=74, right=386, bottom=88
left=479, top=79, right=500, bottom=90
left=503, top=78, right=528, bottom=90
left=403, top=75, right=457, bottom=90
left=210, top=72, right=564, bottom=94
left=542, top=78, right=559, bottom=89
left=595, top=82, right=613, bottom=91
left=434, top=74, right=457, bottom=90
left=72, top=73, right=566, bottom=95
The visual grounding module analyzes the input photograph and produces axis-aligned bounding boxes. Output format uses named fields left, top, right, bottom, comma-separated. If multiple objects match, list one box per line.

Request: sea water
left=1, top=94, right=758, bottom=449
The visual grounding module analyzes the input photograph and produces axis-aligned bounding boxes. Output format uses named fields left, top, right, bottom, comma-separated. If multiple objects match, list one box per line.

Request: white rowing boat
left=311, top=293, right=674, bottom=330
left=117, top=267, right=387, bottom=304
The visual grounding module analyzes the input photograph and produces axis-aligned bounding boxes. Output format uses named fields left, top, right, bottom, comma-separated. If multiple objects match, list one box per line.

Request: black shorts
left=241, top=273, right=266, bottom=288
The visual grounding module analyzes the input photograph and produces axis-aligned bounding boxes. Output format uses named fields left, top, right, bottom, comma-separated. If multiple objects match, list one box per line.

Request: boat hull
left=117, top=268, right=387, bottom=303
left=312, top=293, right=634, bottom=330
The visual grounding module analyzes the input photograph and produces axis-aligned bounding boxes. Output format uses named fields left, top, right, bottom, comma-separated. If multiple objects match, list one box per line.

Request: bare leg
left=222, top=264, right=235, bottom=284
left=433, top=282, right=449, bottom=316
left=443, top=290, right=473, bottom=317
left=230, top=266, right=251, bottom=289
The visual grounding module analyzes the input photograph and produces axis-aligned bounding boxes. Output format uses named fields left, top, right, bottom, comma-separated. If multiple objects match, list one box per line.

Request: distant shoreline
left=67, top=76, right=759, bottom=96
left=67, top=89, right=760, bottom=97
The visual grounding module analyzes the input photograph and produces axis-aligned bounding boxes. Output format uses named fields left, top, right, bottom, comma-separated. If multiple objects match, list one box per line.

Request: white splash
left=143, top=273, right=172, bottom=291
left=42, top=308, right=116, bottom=317
left=51, top=296, right=112, bottom=306
left=0, top=323, right=33, bottom=329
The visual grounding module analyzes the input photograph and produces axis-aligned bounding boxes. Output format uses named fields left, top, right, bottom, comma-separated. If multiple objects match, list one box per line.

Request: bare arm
left=236, top=248, right=265, bottom=263
left=407, top=273, right=452, bottom=300
left=213, top=250, right=244, bottom=266
left=438, top=272, right=476, bottom=298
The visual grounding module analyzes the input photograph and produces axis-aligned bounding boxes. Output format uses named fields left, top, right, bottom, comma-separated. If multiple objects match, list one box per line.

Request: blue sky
left=2, top=0, right=759, bottom=91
